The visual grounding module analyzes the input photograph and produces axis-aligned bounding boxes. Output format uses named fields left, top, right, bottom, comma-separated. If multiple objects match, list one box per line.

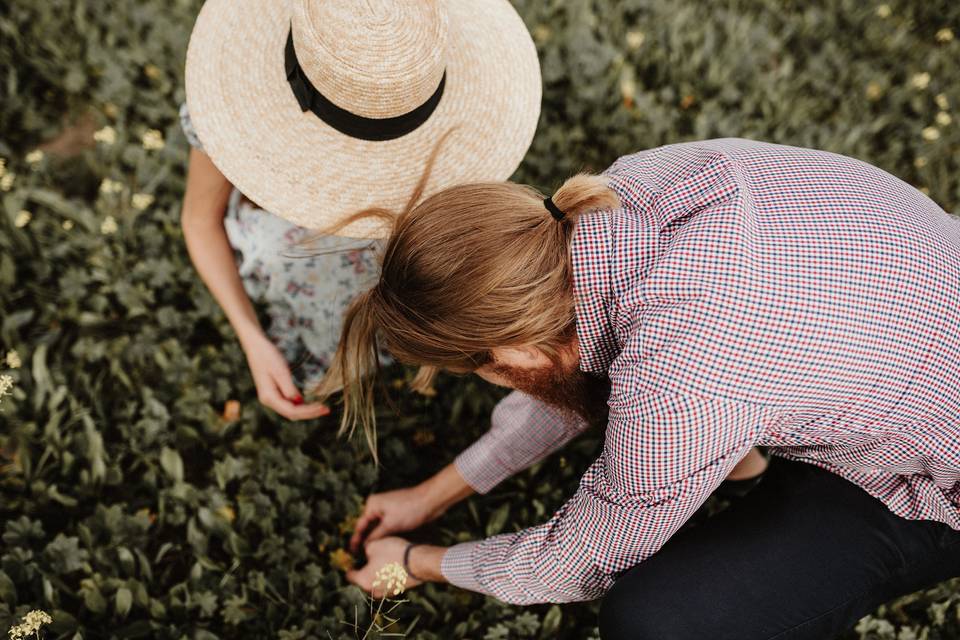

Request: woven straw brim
left=184, top=0, right=542, bottom=239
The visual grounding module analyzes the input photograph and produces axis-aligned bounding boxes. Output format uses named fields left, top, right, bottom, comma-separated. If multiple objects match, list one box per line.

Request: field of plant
left=1, top=0, right=959, bottom=638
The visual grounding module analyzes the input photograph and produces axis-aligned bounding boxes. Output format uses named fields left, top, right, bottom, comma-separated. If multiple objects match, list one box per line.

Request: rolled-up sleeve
left=454, top=390, right=591, bottom=494
left=442, top=391, right=771, bottom=603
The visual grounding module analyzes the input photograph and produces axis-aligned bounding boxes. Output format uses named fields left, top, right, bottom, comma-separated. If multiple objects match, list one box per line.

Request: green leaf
left=116, top=586, right=133, bottom=617
left=159, top=446, right=184, bottom=483
left=485, top=503, right=510, bottom=537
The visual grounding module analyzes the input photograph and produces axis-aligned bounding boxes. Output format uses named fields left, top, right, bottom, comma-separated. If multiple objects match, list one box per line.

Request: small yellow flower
left=5, top=351, right=21, bottom=369
left=216, top=504, right=236, bottom=522
left=935, top=93, right=949, bottom=109
left=936, top=111, right=951, bottom=126
left=922, top=126, right=941, bottom=141
left=626, top=30, right=645, bottom=50
left=911, top=72, right=931, bottom=90
left=141, top=129, right=165, bottom=150
left=131, top=193, right=155, bottom=210
left=875, top=4, right=891, bottom=18
left=25, top=149, right=44, bottom=164
left=936, top=28, right=955, bottom=43
left=532, top=25, right=551, bottom=44
left=372, top=562, right=408, bottom=597
left=103, top=102, right=119, bottom=119
left=14, top=210, right=31, bottom=228
left=62, top=219, right=74, bottom=230
left=919, top=187, right=931, bottom=195
left=93, top=125, right=117, bottom=145
left=865, top=81, right=883, bottom=101
left=914, top=156, right=928, bottom=168
left=1, top=172, right=15, bottom=191
left=329, top=548, right=355, bottom=572
left=144, top=63, right=162, bottom=79
left=99, top=178, right=124, bottom=194
left=101, top=215, right=119, bottom=234
left=0, top=157, right=6, bottom=177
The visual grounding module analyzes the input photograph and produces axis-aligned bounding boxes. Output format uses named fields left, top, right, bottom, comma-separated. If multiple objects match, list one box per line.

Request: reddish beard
left=488, top=360, right=611, bottom=428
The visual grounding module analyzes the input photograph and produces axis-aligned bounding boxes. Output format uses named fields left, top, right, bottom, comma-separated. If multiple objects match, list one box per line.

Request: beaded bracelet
left=403, top=542, right=424, bottom=581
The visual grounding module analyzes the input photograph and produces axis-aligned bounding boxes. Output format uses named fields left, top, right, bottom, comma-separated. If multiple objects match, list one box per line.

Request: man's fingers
left=351, top=507, right=381, bottom=552
left=364, top=521, right=390, bottom=544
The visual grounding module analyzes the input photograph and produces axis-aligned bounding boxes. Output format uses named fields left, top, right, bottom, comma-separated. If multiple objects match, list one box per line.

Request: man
left=320, top=138, right=960, bottom=639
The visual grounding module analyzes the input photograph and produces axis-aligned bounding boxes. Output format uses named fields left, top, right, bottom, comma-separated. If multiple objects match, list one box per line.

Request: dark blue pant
left=599, top=456, right=960, bottom=640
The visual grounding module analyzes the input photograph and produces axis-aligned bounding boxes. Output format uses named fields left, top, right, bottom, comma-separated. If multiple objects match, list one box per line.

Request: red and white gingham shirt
left=441, top=138, right=960, bottom=604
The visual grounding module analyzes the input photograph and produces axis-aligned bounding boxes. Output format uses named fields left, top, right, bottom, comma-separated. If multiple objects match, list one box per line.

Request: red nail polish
left=292, top=396, right=303, bottom=405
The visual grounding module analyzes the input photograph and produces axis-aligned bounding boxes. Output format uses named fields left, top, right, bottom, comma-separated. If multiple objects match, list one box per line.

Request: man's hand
left=350, top=463, right=475, bottom=553
left=346, top=537, right=446, bottom=597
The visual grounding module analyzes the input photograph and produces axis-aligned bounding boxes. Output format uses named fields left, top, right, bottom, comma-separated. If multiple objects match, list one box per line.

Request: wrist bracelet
left=403, top=542, right=424, bottom=581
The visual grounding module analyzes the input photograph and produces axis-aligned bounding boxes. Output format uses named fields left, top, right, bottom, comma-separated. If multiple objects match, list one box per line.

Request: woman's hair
left=304, top=133, right=620, bottom=461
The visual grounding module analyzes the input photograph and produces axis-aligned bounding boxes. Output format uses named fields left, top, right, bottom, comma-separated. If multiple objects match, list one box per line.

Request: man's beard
left=489, top=360, right=611, bottom=428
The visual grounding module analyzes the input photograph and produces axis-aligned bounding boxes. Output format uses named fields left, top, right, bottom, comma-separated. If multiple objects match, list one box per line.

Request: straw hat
left=184, top=0, right=542, bottom=239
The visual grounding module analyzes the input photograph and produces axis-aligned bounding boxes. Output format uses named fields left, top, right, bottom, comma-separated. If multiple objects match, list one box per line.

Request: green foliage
left=1, top=0, right=959, bottom=638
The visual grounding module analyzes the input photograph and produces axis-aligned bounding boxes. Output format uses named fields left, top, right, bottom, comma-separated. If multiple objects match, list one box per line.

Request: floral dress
left=179, top=103, right=388, bottom=391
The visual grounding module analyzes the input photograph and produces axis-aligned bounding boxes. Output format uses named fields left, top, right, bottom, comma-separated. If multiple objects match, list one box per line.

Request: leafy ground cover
left=1, top=0, right=958, bottom=638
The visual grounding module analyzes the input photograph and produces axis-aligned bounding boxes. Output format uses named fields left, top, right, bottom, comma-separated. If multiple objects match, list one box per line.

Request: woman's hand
left=351, top=463, right=475, bottom=553
left=240, top=330, right=330, bottom=421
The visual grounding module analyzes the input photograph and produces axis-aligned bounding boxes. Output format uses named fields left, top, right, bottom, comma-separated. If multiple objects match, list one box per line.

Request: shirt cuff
left=454, top=440, right=512, bottom=495
left=440, top=541, right=492, bottom=595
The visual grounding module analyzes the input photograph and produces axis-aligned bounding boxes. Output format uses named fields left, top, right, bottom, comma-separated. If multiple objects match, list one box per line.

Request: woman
left=320, top=138, right=960, bottom=639
left=179, top=0, right=769, bottom=584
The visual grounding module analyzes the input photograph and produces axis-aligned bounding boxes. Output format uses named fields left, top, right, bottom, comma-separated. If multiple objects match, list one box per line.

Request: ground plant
left=1, top=0, right=959, bottom=638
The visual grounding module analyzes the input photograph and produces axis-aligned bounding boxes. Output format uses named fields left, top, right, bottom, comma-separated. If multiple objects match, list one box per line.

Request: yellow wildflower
left=99, top=178, right=124, bottom=194
left=532, top=25, right=551, bottom=44
left=936, top=28, right=955, bottom=43
left=919, top=187, right=930, bottom=195
left=141, top=129, right=165, bottom=150
left=913, top=156, right=927, bottom=169
left=144, top=63, right=162, bottom=79
left=935, top=93, right=949, bottom=109
left=216, top=504, right=236, bottom=522
left=5, top=351, right=21, bottom=369
left=62, top=220, right=74, bottom=230
left=101, top=215, right=119, bottom=234
left=875, top=4, right=891, bottom=18
left=0, top=157, right=6, bottom=177
left=14, top=210, right=31, bottom=228
left=25, top=149, right=44, bottom=164
left=922, top=126, right=941, bottom=141
left=1, top=172, right=15, bottom=191
left=103, top=103, right=119, bottom=119
left=936, top=111, right=951, bottom=126
left=911, top=72, right=931, bottom=90
left=372, top=562, right=408, bottom=597
left=93, top=125, right=117, bottom=145
left=329, top=548, right=355, bottom=572
left=865, top=82, right=883, bottom=101
left=626, top=30, right=645, bottom=50
left=131, top=193, right=155, bottom=210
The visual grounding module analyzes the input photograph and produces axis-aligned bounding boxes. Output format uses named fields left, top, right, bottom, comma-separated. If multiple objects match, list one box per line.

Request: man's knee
left=598, top=572, right=696, bottom=640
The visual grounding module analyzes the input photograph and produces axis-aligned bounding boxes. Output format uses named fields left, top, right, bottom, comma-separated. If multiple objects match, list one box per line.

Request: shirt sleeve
left=453, top=390, right=591, bottom=494
left=178, top=101, right=205, bottom=152
left=441, top=391, right=771, bottom=603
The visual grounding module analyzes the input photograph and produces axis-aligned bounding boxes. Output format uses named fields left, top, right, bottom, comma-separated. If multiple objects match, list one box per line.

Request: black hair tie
left=543, top=196, right=565, bottom=221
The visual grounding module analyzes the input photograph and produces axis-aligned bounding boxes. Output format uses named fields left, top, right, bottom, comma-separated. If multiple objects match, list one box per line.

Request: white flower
left=5, top=351, right=21, bottom=368
left=626, top=30, right=645, bottom=50
left=0, top=374, right=13, bottom=402
left=7, top=609, right=53, bottom=638
left=141, top=129, right=165, bottom=150
left=371, top=562, right=408, bottom=597
left=935, top=93, right=949, bottom=109
left=25, top=149, right=44, bottom=164
left=1, top=172, right=14, bottom=191
left=93, top=125, right=117, bottom=145
left=875, top=4, right=891, bottom=18
left=936, top=28, right=954, bottom=43
left=101, top=215, right=119, bottom=234
left=99, top=178, right=124, bottom=194
left=14, top=210, right=31, bottom=228
left=922, top=126, right=941, bottom=141
left=935, top=111, right=951, bottom=126
left=131, top=193, right=155, bottom=210
left=62, top=219, right=74, bottom=230
left=911, top=72, right=930, bottom=90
